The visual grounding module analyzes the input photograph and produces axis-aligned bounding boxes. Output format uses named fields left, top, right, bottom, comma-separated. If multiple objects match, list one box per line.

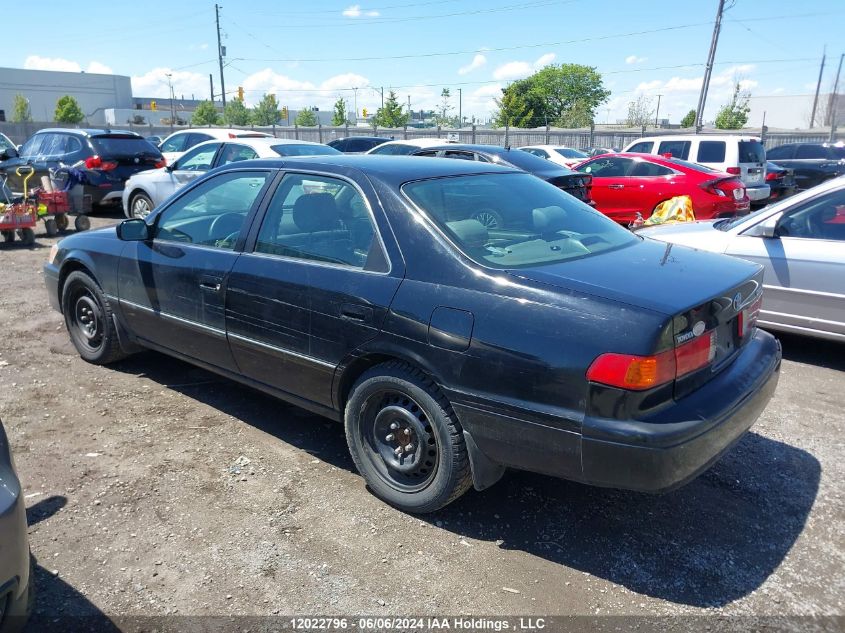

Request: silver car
left=0, top=418, right=30, bottom=631
left=122, top=137, right=341, bottom=218
left=640, top=176, right=845, bottom=342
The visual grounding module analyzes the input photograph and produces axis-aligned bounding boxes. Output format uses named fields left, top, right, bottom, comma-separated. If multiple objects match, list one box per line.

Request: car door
left=791, top=144, right=832, bottom=189
left=625, top=160, right=680, bottom=219
left=727, top=187, right=845, bottom=337
left=156, top=142, right=222, bottom=202
left=574, top=156, right=636, bottom=222
left=226, top=171, right=402, bottom=408
left=117, top=169, right=275, bottom=370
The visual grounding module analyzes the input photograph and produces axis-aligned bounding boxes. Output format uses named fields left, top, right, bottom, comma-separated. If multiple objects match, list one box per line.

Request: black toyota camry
left=43, top=155, right=781, bottom=513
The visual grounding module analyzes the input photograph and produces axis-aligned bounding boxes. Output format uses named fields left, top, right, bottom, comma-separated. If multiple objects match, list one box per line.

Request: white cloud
left=319, top=73, right=370, bottom=92
left=342, top=4, right=380, bottom=17
left=131, top=67, right=211, bottom=100
left=24, top=55, right=81, bottom=72
left=492, top=53, right=556, bottom=81
left=86, top=61, right=113, bottom=75
left=625, top=55, right=647, bottom=65
left=458, top=54, right=487, bottom=76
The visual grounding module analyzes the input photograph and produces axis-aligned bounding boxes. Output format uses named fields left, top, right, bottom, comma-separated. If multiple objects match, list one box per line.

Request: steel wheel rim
left=70, top=289, right=103, bottom=352
left=132, top=196, right=151, bottom=218
left=474, top=210, right=500, bottom=229
left=360, top=390, right=439, bottom=492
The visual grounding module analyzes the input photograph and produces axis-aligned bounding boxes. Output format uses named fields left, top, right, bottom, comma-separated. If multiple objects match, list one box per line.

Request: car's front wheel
left=61, top=271, right=126, bottom=365
left=129, top=192, right=154, bottom=219
left=344, top=361, right=472, bottom=513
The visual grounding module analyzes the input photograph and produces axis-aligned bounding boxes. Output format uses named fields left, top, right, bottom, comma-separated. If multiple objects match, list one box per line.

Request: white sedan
left=520, top=145, right=589, bottom=168
left=639, top=176, right=845, bottom=342
left=122, top=137, right=340, bottom=218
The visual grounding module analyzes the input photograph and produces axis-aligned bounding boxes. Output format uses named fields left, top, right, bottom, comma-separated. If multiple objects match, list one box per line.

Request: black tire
left=17, top=228, right=35, bottom=246
left=44, top=217, right=58, bottom=237
left=55, top=213, right=69, bottom=232
left=129, top=192, right=154, bottom=219
left=2, top=230, right=14, bottom=243
left=344, top=361, right=472, bottom=513
left=61, top=270, right=127, bottom=364
left=74, top=215, right=91, bottom=232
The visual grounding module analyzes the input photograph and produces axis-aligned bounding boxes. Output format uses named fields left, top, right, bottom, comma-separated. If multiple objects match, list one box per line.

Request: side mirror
left=0, top=147, right=18, bottom=160
left=165, top=162, right=176, bottom=172
left=117, top=218, right=150, bottom=241
left=745, top=214, right=779, bottom=238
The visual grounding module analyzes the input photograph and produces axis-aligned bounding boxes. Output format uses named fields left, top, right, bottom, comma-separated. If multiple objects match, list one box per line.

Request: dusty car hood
left=507, top=236, right=759, bottom=316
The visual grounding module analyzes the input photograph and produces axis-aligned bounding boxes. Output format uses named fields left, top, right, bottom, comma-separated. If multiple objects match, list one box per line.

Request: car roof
left=522, top=144, right=581, bottom=150
left=218, top=154, right=519, bottom=184
left=627, top=134, right=762, bottom=143
left=372, top=138, right=453, bottom=148
left=332, top=136, right=392, bottom=142
left=32, top=128, right=141, bottom=138
left=161, top=128, right=273, bottom=140
left=189, top=137, right=330, bottom=151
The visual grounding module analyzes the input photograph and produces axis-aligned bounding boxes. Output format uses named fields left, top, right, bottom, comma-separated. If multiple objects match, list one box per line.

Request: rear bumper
left=581, top=329, right=781, bottom=491
left=745, top=184, right=771, bottom=201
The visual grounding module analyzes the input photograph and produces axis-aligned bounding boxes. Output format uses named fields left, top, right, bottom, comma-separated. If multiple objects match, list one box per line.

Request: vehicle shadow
left=25, top=558, right=120, bottom=632
left=26, top=495, right=67, bottom=526
left=109, top=352, right=820, bottom=608
left=775, top=331, right=845, bottom=372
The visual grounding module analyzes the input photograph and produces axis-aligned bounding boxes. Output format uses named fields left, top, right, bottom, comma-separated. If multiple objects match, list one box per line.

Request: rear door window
left=627, top=141, right=654, bottom=154
left=796, top=145, right=826, bottom=159
left=657, top=140, right=691, bottom=159
left=765, top=145, right=793, bottom=160
left=160, top=134, right=188, bottom=153
left=696, top=141, right=726, bottom=163
left=186, top=133, right=214, bottom=150
left=738, top=140, right=765, bottom=163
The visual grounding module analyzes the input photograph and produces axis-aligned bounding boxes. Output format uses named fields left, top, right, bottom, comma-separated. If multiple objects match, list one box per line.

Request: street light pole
left=352, top=87, right=358, bottom=122
left=695, top=0, right=726, bottom=132
left=458, top=88, right=462, bottom=127
left=655, top=93, right=663, bottom=128
left=215, top=3, right=226, bottom=109
left=166, top=73, right=175, bottom=133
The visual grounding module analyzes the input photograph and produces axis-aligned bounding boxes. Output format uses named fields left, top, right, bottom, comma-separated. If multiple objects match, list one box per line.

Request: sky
left=5, top=0, right=845, bottom=127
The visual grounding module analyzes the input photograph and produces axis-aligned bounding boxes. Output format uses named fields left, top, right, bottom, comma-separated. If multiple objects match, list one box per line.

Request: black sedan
left=410, top=144, right=592, bottom=228
left=328, top=136, right=391, bottom=153
left=0, top=417, right=31, bottom=630
left=764, top=142, right=845, bottom=190
left=44, top=156, right=781, bottom=513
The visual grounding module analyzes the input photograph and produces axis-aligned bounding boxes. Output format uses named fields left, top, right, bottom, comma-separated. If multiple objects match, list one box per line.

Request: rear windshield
left=402, top=173, right=636, bottom=269
left=739, top=140, right=765, bottom=163
left=271, top=144, right=341, bottom=156
left=669, top=158, right=719, bottom=173
left=555, top=148, right=588, bottom=159
left=495, top=148, right=564, bottom=171
left=370, top=143, right=417, bottom=155
left=91, top=136, right=161, bottom=158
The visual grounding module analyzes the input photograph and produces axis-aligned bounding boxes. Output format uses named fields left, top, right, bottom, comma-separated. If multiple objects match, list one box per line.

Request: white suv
left=623, top=135, right=770, bottom=202
left=157, top=128, right=273, bottom=165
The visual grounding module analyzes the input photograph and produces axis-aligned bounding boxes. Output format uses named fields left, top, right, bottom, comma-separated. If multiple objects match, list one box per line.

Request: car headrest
left=532, top=205, right=568, bottom=234
left=292, top=193, right=340, bottom=233
left=447, top=219, right=488, bottom=248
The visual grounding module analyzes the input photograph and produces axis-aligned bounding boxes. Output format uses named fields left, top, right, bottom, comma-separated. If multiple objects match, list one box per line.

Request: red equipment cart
left=0, top=167, right=37, bottom=246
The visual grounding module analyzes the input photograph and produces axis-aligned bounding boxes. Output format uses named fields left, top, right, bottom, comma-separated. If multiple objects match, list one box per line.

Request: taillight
left=100, top=160, right=118, bottom=171
left=765, top=171, right=783, bottom=181
left=587, top=331, right=716, bottom=391
left=154, top=158, right=167, bottom=169
left=85, top=155, right=102, bottom=169
left=228, top=133, right=237, bottom=138
left=726, top=167, right=741, bottom=175
left=738, top=294, right=763, bottom=337
left=700, top=179, right=727, bottom=196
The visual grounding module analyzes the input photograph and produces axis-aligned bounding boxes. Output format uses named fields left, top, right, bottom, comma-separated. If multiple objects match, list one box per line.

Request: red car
left=573, top=153, right=750, bottom=224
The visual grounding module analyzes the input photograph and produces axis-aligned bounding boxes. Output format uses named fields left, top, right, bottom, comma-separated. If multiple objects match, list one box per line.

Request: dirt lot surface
left=0, top=212, right=843, bottom=631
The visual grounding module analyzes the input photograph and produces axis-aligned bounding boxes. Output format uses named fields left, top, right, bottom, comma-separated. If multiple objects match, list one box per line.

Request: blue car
left=43, top=156, right=781, bottom=513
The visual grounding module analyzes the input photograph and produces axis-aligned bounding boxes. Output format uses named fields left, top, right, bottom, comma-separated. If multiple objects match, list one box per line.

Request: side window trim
left=246, top=169, right=391, bottom=274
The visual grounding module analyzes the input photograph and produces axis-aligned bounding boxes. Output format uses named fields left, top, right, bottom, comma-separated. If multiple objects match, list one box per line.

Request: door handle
left=340, top=303, right=373, bottom=323
left=608, top=184, right=624, bottom=190
left=199, top=275, right=222, bottom=292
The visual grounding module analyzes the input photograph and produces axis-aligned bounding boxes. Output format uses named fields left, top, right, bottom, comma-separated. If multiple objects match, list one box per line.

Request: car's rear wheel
left=61, top=271, right=126, bottom=365
left=344, top=361, right=472, bottom=513
left=74, top=215, right=91, bottom=232
left=130, top=192, right=153, bottom=219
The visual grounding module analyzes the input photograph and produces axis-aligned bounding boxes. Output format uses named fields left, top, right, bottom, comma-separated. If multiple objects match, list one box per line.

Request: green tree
left=12, top=94, right=32, bottom=122
left=252, top=94, right=281, bottom=126
left=373, top=90, right=410, bottom=127
left=715, top=82, right=751, bottom=130
left=54, top=95, right=84, bottom=124
left=295, top=107, right=318, bottom=126
left=680, top=109, right=697, bottom=127
left=495, top=64, right=610, bottom=128
left=493, top=89, right=535, bottom=128
left=192, top=100, right=221, bottom=125
left=332, top=97, right=349, bottom=126
left=224, top=99, right=252, bottom=126
left=434, top=88, right=458, bottom=127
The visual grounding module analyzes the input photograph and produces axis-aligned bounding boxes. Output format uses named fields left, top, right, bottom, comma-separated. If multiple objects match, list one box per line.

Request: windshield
left=555, top=148, right=588, bottom=159
left=91, top=136, right=161, bottom=157
left=402, top=173, right=636, bottom=269
left=271, top=144, right=341, bottom=156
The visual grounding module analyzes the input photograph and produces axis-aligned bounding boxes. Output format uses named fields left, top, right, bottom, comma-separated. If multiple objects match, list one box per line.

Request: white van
left=623, top=135, right=770, bottom=202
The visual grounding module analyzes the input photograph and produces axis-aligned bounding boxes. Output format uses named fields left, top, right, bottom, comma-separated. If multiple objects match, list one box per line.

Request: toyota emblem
left=732, top=292, right=742, bottom=311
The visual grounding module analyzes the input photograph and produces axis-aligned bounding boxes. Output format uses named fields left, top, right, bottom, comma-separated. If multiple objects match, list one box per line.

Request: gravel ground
left=0, top=212, right=842, bottom=631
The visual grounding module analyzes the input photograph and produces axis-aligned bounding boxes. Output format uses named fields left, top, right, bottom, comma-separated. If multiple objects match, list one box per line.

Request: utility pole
left=215, top=4, right=226, bottom=109
left=379, top=87, right=384, bottom=109
left=458, top=88, right=462, bottom=127
left=655, top=94, right=663, bottom=128
left=209, top=74, right=214, bottom=102
left=352, top=87, right=358, bottom=120
left=810, top=47, right=826, bottom=128
left=829, top=53, right=844, bottom=143
left=695, top=0, right=726, bottom=132
left=165, top=73, right=175, bottom=133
